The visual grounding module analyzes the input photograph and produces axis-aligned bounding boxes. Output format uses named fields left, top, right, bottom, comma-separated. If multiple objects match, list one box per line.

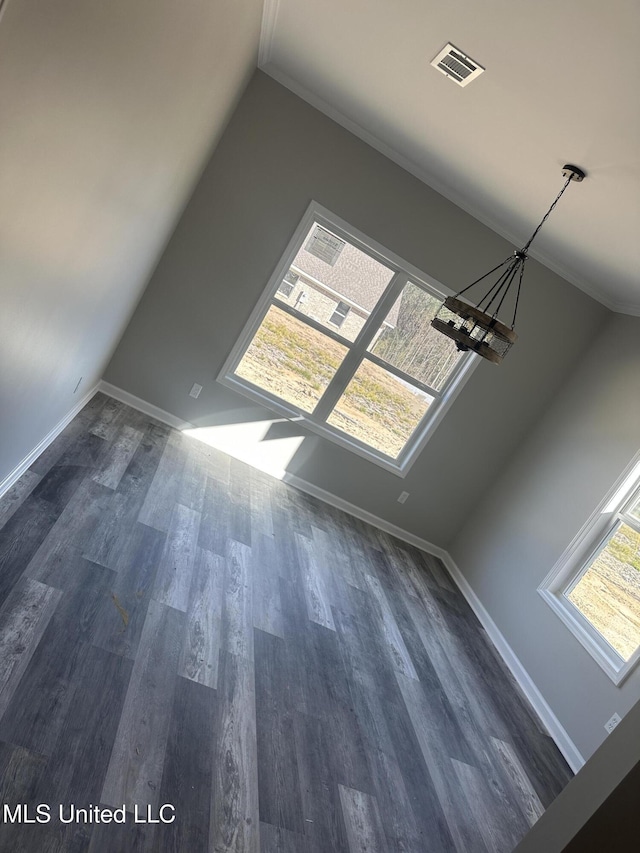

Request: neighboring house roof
left=292, top=239, right=401, bottom=326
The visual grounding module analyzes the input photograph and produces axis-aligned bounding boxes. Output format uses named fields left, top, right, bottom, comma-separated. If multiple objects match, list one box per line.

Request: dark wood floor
left=0, top=393, right=572, bottom=852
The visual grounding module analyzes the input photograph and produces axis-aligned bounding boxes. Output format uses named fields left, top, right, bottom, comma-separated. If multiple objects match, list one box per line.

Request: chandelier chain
left=522, top=173, right=573, bottom=253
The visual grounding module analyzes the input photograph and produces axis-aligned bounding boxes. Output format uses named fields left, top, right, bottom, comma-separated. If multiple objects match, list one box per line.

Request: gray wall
left=105, top=71, right=607, bottom=548
left=0, top=0, right=263, bottom=487
left=450, top=312, right=640, bottom=761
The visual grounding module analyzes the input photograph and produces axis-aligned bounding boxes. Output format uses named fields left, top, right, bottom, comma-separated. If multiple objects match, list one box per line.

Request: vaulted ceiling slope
left=260, top=0, right=640, bottom=314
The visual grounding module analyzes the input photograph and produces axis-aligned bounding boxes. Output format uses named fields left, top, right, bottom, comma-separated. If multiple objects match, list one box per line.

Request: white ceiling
left=259, top=0, right=640, bottom=314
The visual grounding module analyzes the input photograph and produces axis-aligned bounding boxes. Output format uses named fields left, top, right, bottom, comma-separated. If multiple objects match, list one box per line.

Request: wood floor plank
left=0, top=495, right=62, bottom=607
left=334, top=598, right=457, bottom=853
left=510, top=731, right=573, bottom=808
left=89, top=396, right=128, bottom=442
left=137, top=429, right=186, bottom=532
left=363, top=573, right=418, bottom=680
left=295, top=531, right=336, bottom=631
left=491, top=736, right=545, bottom=827
left=228, top=457, right=252, bottom=546
left=397, top=670, right=489, bottom=853
left=0, top=470, right=42, bottom=529
left=406, top=587, right=512, bottom=742
left=317, top=518, right=369, bottom=593
left=0, top=741, right=48, bottom=803
left=0, top=634, right=90, bottom=758
left=0, top=577, right=62, bottom=721
left=252, top=532, right=286, bottom=640
left=436, top=591, right=546, bottom=742
left=366, top=540, right=418, bottom=602
left=26, top=477, right=113, bottom=590
left=91, top=522, right=166, bottom=660
left=452, top=758, right=525, bottom=853
left=157, top=677, right=217, bottom=852
left=83, top=422, right=168, bottom=570
left=26, top=394, right=107, bottom=476
left=255, top=628, right=304, bottom=834
left=270, top=509, right=303, bottom=582
left=210, top=650, right=259, bottom=853
left=55, top=428, right=109, bottom=471
left=198, top=474, right=232, bottom=556
left=259, top=822, right=308, bottom=853
left=89, top=820, right=158, bottom=852
left=367, top=747, right=424, bottom=852
left=292, top=711, right=350, bottom=853
left=383, top=583, right=478, bottom=765
left=310, top=524, right=362, bottom=606
left=152, top=502, right=200, bottom=612
left=39, top=644, right=134, bottom=807
left=332, top=605, right=398, bottom=760
left=178, top=547, right=224, bottom=688
left=93, top=424, right=144, bottom=489
left=203, top=441, right=231, bottom=487
left=420, top=551, right=456, bottom=592
left=338, top=785, right=387, bottom=853
left=290, top=621, right=373, bottom=795
left=176, top=437, right=210, bottom=513
left=0, top=560, right=118, bottom=757
left=100, top=598, right=184, bottom=812
left=221, top=538, right=254, bottom=661
left=250, top=473, right=275, bottom=539
left=0, top=743, right=49, bottom=853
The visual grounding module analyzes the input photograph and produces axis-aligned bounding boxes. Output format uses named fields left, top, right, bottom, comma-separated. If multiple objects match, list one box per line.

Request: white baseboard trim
left=93, top=385, right=585, bottom=774
left=0, top=384, right=101, bottom=500
left=284, top=471, right=584, bottom=773
left=440, top=551, right=586, bottom=774
left=98, top=381, right=195, bottom=431
left=282, top=472, right=447, bottom=559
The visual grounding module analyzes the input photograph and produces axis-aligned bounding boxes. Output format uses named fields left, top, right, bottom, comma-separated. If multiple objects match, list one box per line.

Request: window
left=539, top=453, right=640, bottom=684
left=277, top=270, right=299, bottom=298
left=329, top=301, right=350, bottom=328
left=219, top=203, right=477, bottom=475
left=305, top=225, right=345, bottom=265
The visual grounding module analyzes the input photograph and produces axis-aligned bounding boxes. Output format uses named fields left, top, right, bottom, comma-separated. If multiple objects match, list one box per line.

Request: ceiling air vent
left=431, top=43, right=484, bottom=87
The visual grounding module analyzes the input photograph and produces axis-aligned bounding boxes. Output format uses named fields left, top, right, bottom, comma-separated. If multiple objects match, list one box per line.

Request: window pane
left=273, top=223, right=395, bottom=342
left=368, top=282, right=462, bottom=391
left=329, top=301, right=350, bottom=328
left=628, top=493, right=640, bottom=523
left=235, top=304, right=347, bottom=413
left=327, top=360, right=434, bottom=458
left=566, top=522, right=640, bottom=661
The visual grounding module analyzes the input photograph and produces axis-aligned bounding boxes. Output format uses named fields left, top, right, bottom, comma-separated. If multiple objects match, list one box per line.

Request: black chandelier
left=431, top=164, right=586, bottom=364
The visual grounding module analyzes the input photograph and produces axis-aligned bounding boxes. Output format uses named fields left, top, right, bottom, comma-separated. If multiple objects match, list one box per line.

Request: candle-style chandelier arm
left=478, top=255, right=523, bottom=318
left=509, top=260, right=527, bottom=330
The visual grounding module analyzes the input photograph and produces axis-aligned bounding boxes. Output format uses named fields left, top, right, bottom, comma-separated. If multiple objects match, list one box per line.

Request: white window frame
left=218, top=202, right=479, bottom=477
left=539, top=451, right=640, bottom=685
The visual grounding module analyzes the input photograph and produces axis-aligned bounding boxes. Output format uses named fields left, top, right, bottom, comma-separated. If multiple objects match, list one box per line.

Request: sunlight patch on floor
left=182, top=420, right=304, bottom=480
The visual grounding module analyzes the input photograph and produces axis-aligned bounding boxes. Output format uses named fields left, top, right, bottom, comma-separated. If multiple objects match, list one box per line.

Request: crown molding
left=258, top=64, right=638, bottom=316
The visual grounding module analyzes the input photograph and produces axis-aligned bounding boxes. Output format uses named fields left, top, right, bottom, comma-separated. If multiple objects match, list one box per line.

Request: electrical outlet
left=398, top=491, right=409, bottom=504
left=189, top=383, right=203, bottom=399
left=604, top=712, right=621, bottom=734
